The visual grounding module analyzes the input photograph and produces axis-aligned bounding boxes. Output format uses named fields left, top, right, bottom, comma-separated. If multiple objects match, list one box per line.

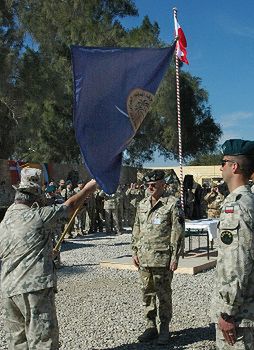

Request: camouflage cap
left=222, top=139, right=254, bottom=156
left=143, top=170, right=165, bottom=182
left=13, top=168, right=42, bottom=195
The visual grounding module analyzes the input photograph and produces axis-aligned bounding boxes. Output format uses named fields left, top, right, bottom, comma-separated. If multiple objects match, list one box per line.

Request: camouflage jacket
left=132, top=193, right=185, bottom=267
left=100, top=191, right=119, bottom=210
left=0, top=202, right=69, bottom=297
left=211, top=185, right=254, bottom=326
left=204, top=191, right=225, bottom=210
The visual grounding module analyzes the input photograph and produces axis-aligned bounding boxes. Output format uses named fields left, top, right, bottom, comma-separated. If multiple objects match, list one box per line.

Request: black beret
left=222, top=139, right=254, bottom=156
left=66, top=180, right=72, bottom=185
left=78, top=179, right=85, bottom=184
left=143, top=170, right=165, bottom=182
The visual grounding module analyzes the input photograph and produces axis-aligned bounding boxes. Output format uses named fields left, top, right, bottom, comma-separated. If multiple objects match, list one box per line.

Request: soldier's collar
left=226, top=185, right=249, bottom=201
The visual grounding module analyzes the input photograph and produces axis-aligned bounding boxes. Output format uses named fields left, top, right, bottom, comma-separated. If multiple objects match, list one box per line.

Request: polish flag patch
left=225, top=206, right=234, bottom=213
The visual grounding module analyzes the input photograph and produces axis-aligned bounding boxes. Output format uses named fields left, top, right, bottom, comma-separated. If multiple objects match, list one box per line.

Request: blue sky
left=120, top=0, right=254, bottom=166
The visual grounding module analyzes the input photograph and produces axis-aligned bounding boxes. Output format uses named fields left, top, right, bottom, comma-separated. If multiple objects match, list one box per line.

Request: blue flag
left=71, top=44, right=176, bottom=194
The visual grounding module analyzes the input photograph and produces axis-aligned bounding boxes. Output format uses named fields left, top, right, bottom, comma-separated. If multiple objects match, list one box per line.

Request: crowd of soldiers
left=42, top=178, right=146, bottom=238
left=1, top=172, right=243, bottom=228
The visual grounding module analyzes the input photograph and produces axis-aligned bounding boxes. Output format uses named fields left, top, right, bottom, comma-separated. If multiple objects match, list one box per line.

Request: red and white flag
left=174, top=14, right=189, bottom=65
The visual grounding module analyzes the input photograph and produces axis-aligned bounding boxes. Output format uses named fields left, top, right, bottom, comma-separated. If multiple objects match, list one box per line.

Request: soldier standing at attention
left=100, top=190, right=121, bottom=235
left=211, top=139, right=254, bottom=349
left=73, top=180, right=87, bottom=236
left=0, top=168, right=97, bottom=349
left=126, top=183, right=144, bottom=227
left=132, top=170, right=185, bottom=345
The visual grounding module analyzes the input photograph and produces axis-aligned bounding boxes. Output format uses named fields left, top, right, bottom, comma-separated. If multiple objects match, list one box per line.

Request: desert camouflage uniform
left=0, top=202, right=69, bottom=349
left=85, top=193, right=96, bottom=233
left=117, top=186, right=125, bottom=231
left=61, top=187, right=75, bottom=238
left=126, top=187, right=144, bottom=227
left=132, top=193, right=185, bottom=328
left=73, top=186, right=87, bottom=235
left=45, top=193, right=65, bottom=268
left=211, top=185, right=254, bottom=349
left=100, top=191, right=121, bottom=234
left=94, top=189, right=104, bottom=232
left=204, top=190, right=225, bottom=218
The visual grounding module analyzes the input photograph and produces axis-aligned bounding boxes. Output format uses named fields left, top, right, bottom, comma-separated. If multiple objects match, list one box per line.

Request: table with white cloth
left=184, top=219, right=219, bottom=260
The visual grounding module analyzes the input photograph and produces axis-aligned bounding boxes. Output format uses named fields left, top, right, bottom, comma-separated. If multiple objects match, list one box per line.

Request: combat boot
left=157, top=323, right=170, bottom=345
left=138, top=322, right=158, bottom=343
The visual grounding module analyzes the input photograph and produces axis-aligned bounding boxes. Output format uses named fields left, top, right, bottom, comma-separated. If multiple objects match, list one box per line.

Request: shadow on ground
left=61, top=241, right=95, bottom=252
left=102, top=325, right=215, bottom=350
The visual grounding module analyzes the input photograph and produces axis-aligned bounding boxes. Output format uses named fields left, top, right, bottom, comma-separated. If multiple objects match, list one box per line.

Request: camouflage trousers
left=2, top=288, right=59, bottom=350
left=128, top=205, right=137, bottom=228
left=105, top=209, right=120, bottom=234
left=216, top=325, right=254, bottom=349
left=139, top=266, right=173, bottom=326
left=74, top=207, right=86, bottom=233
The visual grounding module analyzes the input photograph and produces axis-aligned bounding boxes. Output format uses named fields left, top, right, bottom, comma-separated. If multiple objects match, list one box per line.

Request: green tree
left=188, top=152, right=222, bottom=166
left=125, top=68, right=222, bottom=165
left=0, top=1, right=24, bottom=158
left=1, top=0, right=222, bottom=166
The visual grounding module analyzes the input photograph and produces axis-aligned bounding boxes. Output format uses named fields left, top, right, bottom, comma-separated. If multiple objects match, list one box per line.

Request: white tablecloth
left=185, top=219, right=219, bottom=241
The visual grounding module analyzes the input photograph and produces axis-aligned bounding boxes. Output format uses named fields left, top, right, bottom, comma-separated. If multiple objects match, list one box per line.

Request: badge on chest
left=220, top=231, right=233, bottom=245
left=152, top=217, right=161, bottom=225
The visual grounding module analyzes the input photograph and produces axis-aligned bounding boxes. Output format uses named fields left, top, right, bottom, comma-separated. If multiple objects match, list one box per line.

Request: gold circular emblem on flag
left=127, top=88, right=154, bottom=132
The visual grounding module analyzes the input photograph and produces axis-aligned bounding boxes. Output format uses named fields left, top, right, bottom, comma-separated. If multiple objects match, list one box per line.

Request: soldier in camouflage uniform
left=85, top=192, right=96, bottom=233
left=45, top=185, right=65, bottom=268
left=94, top=188, right=104, bottom=232
left=73, top=180, right=87, bottom=236
left=126, top=183, right=144, bottom=228
left=132, top=170, right=185, bottom=345
left=0, top=168, right=97, bottom=350
left=100, top=190, right=121, bottom=235
left=211, top=139, right=254, bottom=349
left=204, top=184, right=225, bottom=218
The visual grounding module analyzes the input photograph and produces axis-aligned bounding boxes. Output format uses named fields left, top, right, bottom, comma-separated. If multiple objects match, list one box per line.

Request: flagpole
left=173, top=7, right=184, bottom=211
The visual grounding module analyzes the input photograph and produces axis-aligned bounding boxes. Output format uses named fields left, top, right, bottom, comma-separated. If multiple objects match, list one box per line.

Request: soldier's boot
left=138, top=322, right=158, bottom=343
left=157, top=323, right=170, bottom=345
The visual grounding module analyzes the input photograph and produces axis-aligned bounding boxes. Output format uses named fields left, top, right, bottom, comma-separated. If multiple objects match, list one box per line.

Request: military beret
left=143, top=170, right=165, bottom=182
left=222, top=139, right=254, bottom=156
left=66, top=180, right=72, bottom=185
left=78, top=179, right=85, bottom=184
left=45, top=185, right=57, bottom=193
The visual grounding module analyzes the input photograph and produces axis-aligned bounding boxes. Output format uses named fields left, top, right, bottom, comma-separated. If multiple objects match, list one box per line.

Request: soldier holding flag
left=0, top=168, right=96, bottom=349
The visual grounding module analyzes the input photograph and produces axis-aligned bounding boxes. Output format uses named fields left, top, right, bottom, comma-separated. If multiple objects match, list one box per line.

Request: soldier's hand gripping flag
left=71, top=44, right=176, bottom=194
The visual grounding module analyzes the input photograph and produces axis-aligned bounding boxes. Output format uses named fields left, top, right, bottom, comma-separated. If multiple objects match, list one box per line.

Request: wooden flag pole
left=53, top=206, right=81, bottom=253
left=173, top=7, right=185, bottom=210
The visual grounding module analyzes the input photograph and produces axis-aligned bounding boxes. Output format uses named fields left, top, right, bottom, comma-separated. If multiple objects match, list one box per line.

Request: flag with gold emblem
left=71, top=44, right=175, bottom=194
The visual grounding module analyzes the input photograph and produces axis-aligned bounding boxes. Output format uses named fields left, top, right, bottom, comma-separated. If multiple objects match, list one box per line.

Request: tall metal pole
left=173, top=7, right=184, bottom=210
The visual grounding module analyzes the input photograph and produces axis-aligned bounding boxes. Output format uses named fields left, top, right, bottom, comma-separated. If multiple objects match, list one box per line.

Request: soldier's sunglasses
left=221, top=159, right=236, bottom=167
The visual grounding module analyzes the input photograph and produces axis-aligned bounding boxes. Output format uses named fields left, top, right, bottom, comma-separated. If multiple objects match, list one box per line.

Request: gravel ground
left=0, top=231, right=216, bottom=350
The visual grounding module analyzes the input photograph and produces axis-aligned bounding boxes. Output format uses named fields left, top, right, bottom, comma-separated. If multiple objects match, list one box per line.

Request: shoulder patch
left=220, top=231, right=233, bottom=245
left=225, top=206, right=234, bottom=213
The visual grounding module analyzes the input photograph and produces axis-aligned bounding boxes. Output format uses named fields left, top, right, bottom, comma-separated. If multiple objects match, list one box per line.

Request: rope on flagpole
left=173, top=7, right=184, bottom=211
